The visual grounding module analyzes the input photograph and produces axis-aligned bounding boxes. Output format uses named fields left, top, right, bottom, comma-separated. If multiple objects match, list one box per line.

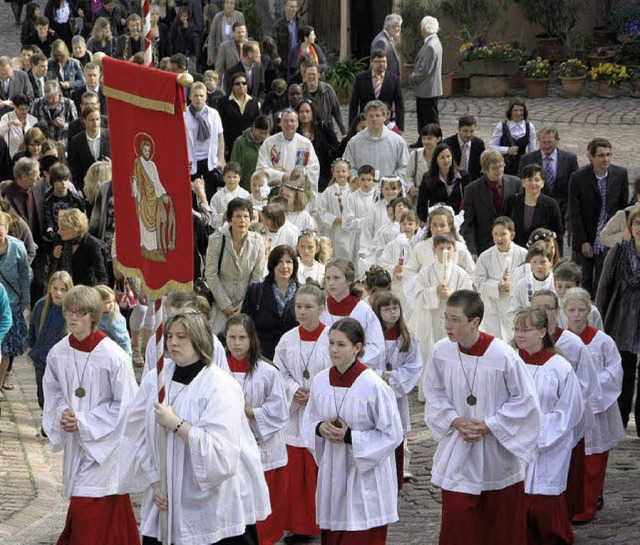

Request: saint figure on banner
left=131, top=134, right=176, bottom=262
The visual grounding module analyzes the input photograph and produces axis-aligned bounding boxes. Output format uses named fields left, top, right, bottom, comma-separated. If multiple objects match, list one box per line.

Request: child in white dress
left=317, top=159, right=352, bottom=259
left=342, top=165, right=376, bottom=267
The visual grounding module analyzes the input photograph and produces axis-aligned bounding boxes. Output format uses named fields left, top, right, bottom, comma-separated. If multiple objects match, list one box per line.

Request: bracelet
left=174, top=419, right=185, bottom=433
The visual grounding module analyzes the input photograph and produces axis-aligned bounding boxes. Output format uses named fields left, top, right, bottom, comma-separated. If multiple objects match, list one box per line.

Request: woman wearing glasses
left=219, top=72, right=260, bottom=162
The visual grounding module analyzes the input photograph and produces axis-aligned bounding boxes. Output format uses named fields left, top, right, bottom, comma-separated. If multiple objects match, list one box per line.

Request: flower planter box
left=460, top=60, right=520, bottom=76
left=469, top=76, right=510, bottom=97
left=452, top=75, right=470, bottom=95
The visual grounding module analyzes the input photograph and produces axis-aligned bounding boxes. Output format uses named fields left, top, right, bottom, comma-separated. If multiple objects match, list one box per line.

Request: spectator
left=71, top=35, right=92, bottom=67
left=30, top=79, right=78, bottom=146
left=225, top=40, right=266, bottom=101
left=406, top=123, right=442, bottom=203
left=21, top=2, right=42, bottom=46
left=272, top=0, right=300, bottom=79
left=168, top=7, right=200, bottom=63
left=47, top=40, right=85, bottom=98
left=43, top=162, right=85, bottom=239
left=371, top=13, right=402, bottom=79
left=262, top=77, right=288, bottom=123
left=71, top=62, right=107, bottom=113
left=86, top=16, right=117, bottom=56
left=44, top=0, right=79, bottom=49
left=206, top=0, right=245, bottom=67
left=0, top=94, right=38, bottom=158
left=27, top=52, right=49, bottom=99
left=116, top=14, right=144, bottom=60
left=229, top=114, right=271, bottom=191
left=24, top=16, right=59, bottom=59
left=302, top=64, right=345, bottom=136
left=0, top=55, right=34, bottom=118
left=94, top=0, right=126, bottom=38
left=442, top=114, right=486, bottom=182
left=11, top=126, right=45, bottom=165
left=83, top=160, right=111, bottom=220
left=288, top=25, right=327, bottom=79
left=489, top=98, right=538, bottom=176
left=149, top=5, right=171, bottom=60
left=215, top=22, right=247, bottom=91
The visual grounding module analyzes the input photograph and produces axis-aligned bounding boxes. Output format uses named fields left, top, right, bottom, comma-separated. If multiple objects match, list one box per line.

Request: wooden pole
left=142, top=0, right=152, bottom=67
left=154, top=298, right=169, bottom=545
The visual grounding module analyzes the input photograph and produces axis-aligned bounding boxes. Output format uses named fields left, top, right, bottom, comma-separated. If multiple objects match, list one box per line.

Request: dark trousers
left=415, top=96, right=439, bottom=140
left=35, top=364, right=45, bottom=409
left=618, top=350, right=640, bottom=433
left=143, top=524, right=258, bottom=545
left=191, top=159, right=223, bottom=203
left=572, top=249, right=607, bottom=298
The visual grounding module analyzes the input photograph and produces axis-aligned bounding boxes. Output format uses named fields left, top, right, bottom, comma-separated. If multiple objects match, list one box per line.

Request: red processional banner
left=102, top=56, right=193, bottom=298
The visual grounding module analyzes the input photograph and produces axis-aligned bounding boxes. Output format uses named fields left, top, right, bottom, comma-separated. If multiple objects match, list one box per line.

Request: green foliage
left=324, top=56, right=369, bottom=97
left=617, top=35, right=640, bottom=65
left=557, top=58, right=589, bottom=77
left=514, top=0, right=581, bottom=39
left=610, top=2, right=640, bottom=33
left=238, top=0, right=263, bottom=43
left=523, top=57, right=551, bottom=78
left=441, top=0, right=509, bottom=42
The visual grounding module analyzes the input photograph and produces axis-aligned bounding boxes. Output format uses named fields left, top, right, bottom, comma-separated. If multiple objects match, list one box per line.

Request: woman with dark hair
left=489, top=97, right=538, bottom=176
left=504, top=163, right=564, bottom=249
left=241, top=244, right=299, bottom=359
left=21, top=1, right=41, bottom=44
left=288, top=25, right=327, bottom=79
left=417, top=142, right=470, bottom=220
left=302, top=317, right=403, bottom=545
left=218, top=72, right=261, bottom=161
left=168, top=7, right=200, bottom=60
left=406, top=123, right=442, bottom=199
left=0, top=94, right=37, bottom=158
left=296, top=98, right=338, bottom=193
left=44, top=0, right=80, bottom=49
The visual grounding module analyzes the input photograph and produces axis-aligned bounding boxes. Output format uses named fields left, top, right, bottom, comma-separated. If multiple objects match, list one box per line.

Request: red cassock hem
left=257, top=465, right=289, bottom=545
left=56, top=494, right=139, bottom=545
left=524, top=493, right=574, bottom=545
left=440, top=481, right=526, bottom=545
left=321, top=525, right=388, bottom=545
left=571, top=451, right=609, bottom=523
left=564, top=438, right=585, bottom=520
left=394, top=443, right=404, bottom=491
left=282, top=445, right=321, bottom=535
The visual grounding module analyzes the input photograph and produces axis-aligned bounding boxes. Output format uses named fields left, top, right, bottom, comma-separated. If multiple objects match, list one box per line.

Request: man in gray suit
left=216, top=23, right=247, bottom=92
left=410, top=16, right=442, bottom=147
left=371, top=14, right=402, bottom=80
left=0, top=56, right=35, bottom=117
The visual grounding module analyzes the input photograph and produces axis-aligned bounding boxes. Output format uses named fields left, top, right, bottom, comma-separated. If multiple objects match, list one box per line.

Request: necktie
left=488, top=182, right=502, bottom=213
left=544, top=155, right=555, bottom=190
left=593, top=173, right=608, bottom=254
left=2, top=80, right=8, bottom=96
left=460, top=142, right=469, bottom=172
left=373, top=75, right=382, bottom=99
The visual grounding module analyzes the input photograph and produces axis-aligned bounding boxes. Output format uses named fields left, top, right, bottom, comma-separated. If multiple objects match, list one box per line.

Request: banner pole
left=142, top=0, right=152, bottom=67
left=155, top=298, right=169, bottom=545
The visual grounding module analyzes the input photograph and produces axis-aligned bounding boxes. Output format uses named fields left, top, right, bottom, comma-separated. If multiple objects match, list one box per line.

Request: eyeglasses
left=64, top=310, right=89, bottom=318
left=233, top=81, right=248, bottom=86
left=442, top=314, right=470, bottom=325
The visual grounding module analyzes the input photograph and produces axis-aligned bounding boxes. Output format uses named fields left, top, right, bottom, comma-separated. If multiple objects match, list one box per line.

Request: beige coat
left=600, top=204, right=638, bottom=248
left=205, top=229, right=265, bottom=333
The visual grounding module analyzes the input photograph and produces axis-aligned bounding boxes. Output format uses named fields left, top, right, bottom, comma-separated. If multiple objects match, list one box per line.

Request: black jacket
left=504, top=192, right=564, bottom=249
left=218, top=97, right=260, bottom=161
left=52, top=232, right=108, bottom=287
left=442, top=134, right=485, bottom=182
left=416, top=171, right=470, bottom=222
left=299, top=122, right=338, bottom=193
left=348, top=71, right=404, bottom=131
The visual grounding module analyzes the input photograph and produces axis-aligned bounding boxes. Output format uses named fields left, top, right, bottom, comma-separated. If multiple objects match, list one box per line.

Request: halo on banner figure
left=131, top=132, right=176, bottom=262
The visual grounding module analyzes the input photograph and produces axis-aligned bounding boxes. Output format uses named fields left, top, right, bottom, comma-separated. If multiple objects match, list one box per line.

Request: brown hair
left=373, top=291, right=411, bottom=352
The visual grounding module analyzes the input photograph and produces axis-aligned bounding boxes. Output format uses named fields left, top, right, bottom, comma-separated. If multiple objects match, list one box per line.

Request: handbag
left=114, top=278, right=136, bottom=310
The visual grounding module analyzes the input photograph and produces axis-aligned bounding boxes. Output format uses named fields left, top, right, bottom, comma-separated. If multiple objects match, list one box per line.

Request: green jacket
left=229, top=129, right=261, bottom=191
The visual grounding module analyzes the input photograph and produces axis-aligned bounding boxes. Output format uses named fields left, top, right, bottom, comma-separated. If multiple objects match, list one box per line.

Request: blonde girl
left=316, top=236, right=333, bottom=264
left=296, top=230, right=324, bottom=284
left=28, top=271, right=73, bottom=411
left=281, top=167, right=317, bottom=231
left=95, top=285, right=132, bottom=356
left=317, top=158, right=352, bottom=258
left=83, top=161, right=112, bottom=215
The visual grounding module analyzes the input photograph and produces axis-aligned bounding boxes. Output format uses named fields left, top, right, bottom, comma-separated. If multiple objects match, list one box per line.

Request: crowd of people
left=1, top=2, right=639, bottom=545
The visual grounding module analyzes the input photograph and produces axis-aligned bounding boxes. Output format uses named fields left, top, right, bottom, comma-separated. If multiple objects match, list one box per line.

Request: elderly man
left=343, top=99, right=408, bottom=182
left=256, top=108, right=320, bottom=191
left=461, top=149, right=521, bottom=259
left=349, top=48, right=404, bottom=133
left=216, top=22, right=248, bottom=92
left=371, top=14, right=402, bottom=80
left=4, top=158, right=47, bottom=242
left=411, top=15, right=442, bottom=147
left=518, top=126, right=579, bottom=219
left=30, top=80, right=78, bottom=146
left=272, top=0, right=300, bottom=79
left=0, top=56, right=34, bottom=117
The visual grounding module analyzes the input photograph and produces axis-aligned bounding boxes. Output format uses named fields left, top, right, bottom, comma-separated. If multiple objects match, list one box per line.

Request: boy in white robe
left=209, top=162, right=251, bottom=229
left=342, top=165, right=376, bottom=266
left=317, top=160, right=352, bottom=259
left=474, top=216, right=528, bottom=341
left=43, top=286, right=139, bottom=545
left=424, top=289, right=540, bottom=545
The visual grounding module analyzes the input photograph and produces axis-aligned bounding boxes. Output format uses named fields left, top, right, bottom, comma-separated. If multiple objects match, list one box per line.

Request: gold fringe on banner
left=117, top=263, right=193, bottom=300
left=103, top=86, right=175, bottom=114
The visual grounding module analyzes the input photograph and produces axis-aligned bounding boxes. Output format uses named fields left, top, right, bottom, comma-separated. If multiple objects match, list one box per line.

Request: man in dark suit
left=68, top=90, right=109, bottom=143
left=371, top=14, right=402, bottom=80
left=225, top=40, right=266, bottom=101
left=71, top=62, right=108, bottom=114
left=68, top=106, right=111, bottom=192
left=349, top=49, right=404, bottom=132
left=518, top=126, right=578, bottom=219
left=4, top=157, right=47, bottom=243
left=569, top=137, right=628, bottom=296
left=443, top=114, right=486, bottom=182
left=27, top=53, right=49, bottom=100
left=461, top=150, right=521, bottom=258
left=0, top=56, right=34, bottom=117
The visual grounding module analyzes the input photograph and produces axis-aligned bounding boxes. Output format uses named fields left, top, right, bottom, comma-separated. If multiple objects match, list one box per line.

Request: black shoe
left=597, top=493, right=604, bottom=511
left=40, top=426, right=48, bottom=438
left=283, top=534, right=314, bottom=543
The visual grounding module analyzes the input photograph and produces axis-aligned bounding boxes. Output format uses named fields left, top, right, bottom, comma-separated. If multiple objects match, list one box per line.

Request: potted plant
left=590, top=62, right=629, bottom=97
left=458, top=40, right=523, bottom=75
left=627, top=66, right=640, bottom=96
left=617, top=33, right=640, bottom=66
left=514, top=0, right=581, bottom=60
left=557, top=58, right=589, bottom=97
left=522, top=57, right=551, bottom=98
left=324, top=56, right=368, bottom=104
left=588, top=46, right=618, bottom=68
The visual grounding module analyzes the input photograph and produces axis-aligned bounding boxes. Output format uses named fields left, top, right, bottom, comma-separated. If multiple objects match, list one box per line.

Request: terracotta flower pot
left=597, top=81, right=618, bottom=98
left=559, top=75, right=586, bottom=98
left=588, top=51, right=616, bottom=68
left=524, top=78, right=550, bottom=99
left=630, top=80, right=640, bottom=97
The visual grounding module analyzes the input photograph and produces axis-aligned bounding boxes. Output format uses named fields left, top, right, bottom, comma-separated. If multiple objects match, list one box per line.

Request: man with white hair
left=411, top=15, right=442, bottom=147
left=371, top=14, right=402, bottom=79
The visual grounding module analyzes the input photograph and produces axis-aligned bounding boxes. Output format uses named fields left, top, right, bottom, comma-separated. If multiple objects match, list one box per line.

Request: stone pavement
left=2, top=3, right=640, bottom=543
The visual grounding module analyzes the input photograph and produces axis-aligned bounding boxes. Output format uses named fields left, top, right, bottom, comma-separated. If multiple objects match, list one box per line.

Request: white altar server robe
left=508, top=274, right=556, bottom=324
left=317, top=183, right=352, bottom=259
left=302, top=367, right=403, bottom=530
left=523, top=354, right=584, bottom=495
left=379, top=233, right=414, bottom=317
left=120, top=363, right=270, bottom=545
left=274, top=326, right=332, bottom=447
left=342, top=188, right=375, bottom=264
left=43, top=336, right=138, bottom=499
left=424, top=337, right=541, bottom=494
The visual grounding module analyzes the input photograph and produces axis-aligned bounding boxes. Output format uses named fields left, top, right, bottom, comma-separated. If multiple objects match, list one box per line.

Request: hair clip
left=282, top=181, right=305, bottom=192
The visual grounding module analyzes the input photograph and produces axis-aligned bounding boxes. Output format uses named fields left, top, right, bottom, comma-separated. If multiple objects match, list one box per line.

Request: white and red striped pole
left=142, top=0, right=152, bottom=67
left=155, top=298, right=169, bottom=545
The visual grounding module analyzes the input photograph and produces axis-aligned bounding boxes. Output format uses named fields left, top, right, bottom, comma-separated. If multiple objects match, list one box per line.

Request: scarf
left=58, top=234, right=83, bottom=274
left=272, top=280, right=297, bottom=319
left=188, top=104, right=210, bottom=142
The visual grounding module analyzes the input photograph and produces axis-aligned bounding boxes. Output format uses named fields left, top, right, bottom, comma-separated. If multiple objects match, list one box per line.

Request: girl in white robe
left=513, top=308, right=584, bottom=545
left=473, top=217, right=528, bottom=340
left=302, top=318, right=403, bottom=544
left=44, top=286, right=140, bottom=545
left=406, top=235, right=473, bottom=400
left=510, top=227, right=561, bottom=290
left=274, top=284, right=332, bottom=540
left=296, top=231, right=325, bottom=285
left=281, top=167, right=318, bottom=232
left=342, top=170, right=376, bottom=267
left=120, top=311, right=270, bottom=545
left=225, top=314, right=290, bottom=545
left=317, top=159, right=353, bottom=259
left=563, top=287, right=625, bottom=523
left=372, top=292, right=423, bottom=487
left=321, top=257, right=384, bottom=366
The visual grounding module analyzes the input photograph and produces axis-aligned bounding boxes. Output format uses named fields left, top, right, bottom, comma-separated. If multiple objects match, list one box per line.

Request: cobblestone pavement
left=2, top=4, right=640, bottom=543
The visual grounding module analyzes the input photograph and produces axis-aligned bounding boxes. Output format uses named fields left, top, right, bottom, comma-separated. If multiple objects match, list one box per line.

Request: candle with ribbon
left=336, top=191, right=344, bottom=214
left=503, top=255, right=512, bottom=281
